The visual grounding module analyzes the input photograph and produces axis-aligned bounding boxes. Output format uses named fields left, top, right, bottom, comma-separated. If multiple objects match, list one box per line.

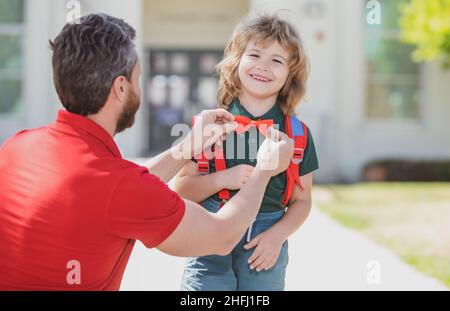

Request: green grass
left=315, top=182, right=450, bottom=288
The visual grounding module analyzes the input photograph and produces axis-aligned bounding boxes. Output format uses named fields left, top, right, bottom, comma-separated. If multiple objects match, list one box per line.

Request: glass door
left=147, top=49, right=222, bottom=153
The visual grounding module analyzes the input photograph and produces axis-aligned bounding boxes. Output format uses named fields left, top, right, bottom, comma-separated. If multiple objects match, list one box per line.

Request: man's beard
left=115, top=90, right=141, bottom=134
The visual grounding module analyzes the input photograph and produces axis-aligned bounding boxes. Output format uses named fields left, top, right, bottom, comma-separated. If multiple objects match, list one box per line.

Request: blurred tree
left=399, top=0, right=450, bottom=69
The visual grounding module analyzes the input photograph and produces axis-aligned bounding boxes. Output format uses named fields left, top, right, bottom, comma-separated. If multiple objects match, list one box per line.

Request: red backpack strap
left=192, top=115, right=210, bottom=175
left=214, top=146, right=230, bottom=208
left=282, top=115, right=308, bottom=206
left=192, top=115, right=229, bottom=208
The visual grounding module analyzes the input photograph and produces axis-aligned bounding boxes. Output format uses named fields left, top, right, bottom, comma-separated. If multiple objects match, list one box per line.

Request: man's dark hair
left=49, top=13, right=137, bottom=116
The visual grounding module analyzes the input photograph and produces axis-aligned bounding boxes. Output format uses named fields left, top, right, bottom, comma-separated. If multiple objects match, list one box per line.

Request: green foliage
left=399, top=0, right=450, bottom=69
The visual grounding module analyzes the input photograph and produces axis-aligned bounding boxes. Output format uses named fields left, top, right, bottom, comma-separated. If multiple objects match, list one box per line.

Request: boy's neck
left=238, top=92, right=278, bottom=118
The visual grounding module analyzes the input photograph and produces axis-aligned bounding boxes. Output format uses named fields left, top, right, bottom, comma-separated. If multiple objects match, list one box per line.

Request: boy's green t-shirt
left=195, top=98, right=319, bottom=213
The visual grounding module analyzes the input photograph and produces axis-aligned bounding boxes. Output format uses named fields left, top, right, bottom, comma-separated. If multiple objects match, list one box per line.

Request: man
left=0, top=14, right=294, bottom=290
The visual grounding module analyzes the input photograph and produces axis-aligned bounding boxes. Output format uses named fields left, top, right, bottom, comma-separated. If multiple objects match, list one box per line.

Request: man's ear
left=111, top=76, right=127, bottom=102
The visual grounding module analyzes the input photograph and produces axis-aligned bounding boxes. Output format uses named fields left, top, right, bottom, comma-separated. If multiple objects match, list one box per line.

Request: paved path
left=120, top=206, right=447, bottom=291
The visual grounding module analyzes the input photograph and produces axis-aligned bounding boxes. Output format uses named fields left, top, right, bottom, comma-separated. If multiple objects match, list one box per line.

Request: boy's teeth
left=251, top=74, right=269, bottom=82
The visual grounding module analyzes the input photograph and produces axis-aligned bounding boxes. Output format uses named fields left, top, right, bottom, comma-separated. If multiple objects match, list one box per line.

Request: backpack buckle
left=197, top=161, right=209, bottom=175
left=292, top=147, right=304, bottom=164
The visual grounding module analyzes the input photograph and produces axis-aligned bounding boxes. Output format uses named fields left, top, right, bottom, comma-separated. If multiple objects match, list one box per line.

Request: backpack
left=192, top=115, right=308, bottom=207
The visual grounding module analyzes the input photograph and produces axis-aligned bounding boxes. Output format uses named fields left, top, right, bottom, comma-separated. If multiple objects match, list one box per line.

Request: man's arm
left=157, top=168, right=272, bottom=257
left=157, top=127, right=294, bottom=257
left=172, top=161, right=223, bottom=202
left=143, top=147, right=190, bottom=184
left=143, top=109, right=237, bottom=183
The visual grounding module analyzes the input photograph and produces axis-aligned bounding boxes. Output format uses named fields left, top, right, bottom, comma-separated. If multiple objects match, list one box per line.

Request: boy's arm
left=173, top=161, right=225, bottom=202
left=269, top=173, right=313, bottom=240
left=173, top=161, right=254, bottom=203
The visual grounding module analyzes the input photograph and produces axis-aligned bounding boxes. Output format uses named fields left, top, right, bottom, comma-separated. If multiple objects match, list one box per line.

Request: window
left=0, top=0, right=24, bottom=114
left=147, top=49, right=221, bottom=153
left=364, top=0, right=421, bottom=119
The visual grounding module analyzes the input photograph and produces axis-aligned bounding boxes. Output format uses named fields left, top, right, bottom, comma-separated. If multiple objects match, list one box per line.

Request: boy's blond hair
left=216, top=14, right=310, bottom=116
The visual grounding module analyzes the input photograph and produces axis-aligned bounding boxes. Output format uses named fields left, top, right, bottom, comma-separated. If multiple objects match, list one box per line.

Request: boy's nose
left=256, top=65, right=268, bottom=71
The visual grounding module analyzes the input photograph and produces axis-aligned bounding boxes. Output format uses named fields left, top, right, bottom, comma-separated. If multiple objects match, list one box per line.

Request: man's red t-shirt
left=0, top=109, right=186, bottom=290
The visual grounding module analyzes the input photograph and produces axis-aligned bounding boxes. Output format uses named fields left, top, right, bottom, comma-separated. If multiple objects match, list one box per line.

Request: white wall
left=142, top=0, right=248, bottom=49
left=335, top=0, right=450, bottom=182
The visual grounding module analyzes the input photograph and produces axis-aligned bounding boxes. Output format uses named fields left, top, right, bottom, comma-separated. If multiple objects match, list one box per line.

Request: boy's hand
left=219, top=164, right=254, bottom=190
left=243, top=228, right=285, bottom=272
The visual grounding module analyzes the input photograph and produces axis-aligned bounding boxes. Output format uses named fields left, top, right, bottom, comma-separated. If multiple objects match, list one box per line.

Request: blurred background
left=0, top=0, right=449, bottom=290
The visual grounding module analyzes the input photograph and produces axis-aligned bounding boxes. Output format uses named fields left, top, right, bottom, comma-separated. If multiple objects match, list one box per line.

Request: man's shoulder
left=99, top=159, right=163, bottom=190
left=1, top=126, right=47, bottom=152
left=11, top=126, right=47, bottom=139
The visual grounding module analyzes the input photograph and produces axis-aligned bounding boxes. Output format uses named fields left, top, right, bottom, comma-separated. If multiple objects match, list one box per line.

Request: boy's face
left=238, top=40, right=290, bottom=100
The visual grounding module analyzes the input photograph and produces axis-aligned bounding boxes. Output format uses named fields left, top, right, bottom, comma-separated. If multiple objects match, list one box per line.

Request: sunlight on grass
left=315, top=183, right=450, bottom=288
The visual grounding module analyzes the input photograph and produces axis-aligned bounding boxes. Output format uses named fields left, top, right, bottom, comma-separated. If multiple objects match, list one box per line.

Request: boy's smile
left=249, top=73, right=272, bottom=82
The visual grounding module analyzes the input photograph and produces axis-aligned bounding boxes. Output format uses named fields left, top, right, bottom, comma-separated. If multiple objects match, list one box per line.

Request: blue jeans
left=181, top=197, right=289, bottom=291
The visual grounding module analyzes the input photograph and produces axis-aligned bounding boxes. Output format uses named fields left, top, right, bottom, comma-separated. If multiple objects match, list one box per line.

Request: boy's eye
left=248, top=54, right=259, bottom=58
left=273, top=59, right=283, bottom=64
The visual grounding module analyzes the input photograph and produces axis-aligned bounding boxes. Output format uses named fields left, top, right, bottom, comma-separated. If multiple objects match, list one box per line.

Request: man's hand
left=255, top=127, right=294, bottom=177
left=186, top=109, right=237, bottom=158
